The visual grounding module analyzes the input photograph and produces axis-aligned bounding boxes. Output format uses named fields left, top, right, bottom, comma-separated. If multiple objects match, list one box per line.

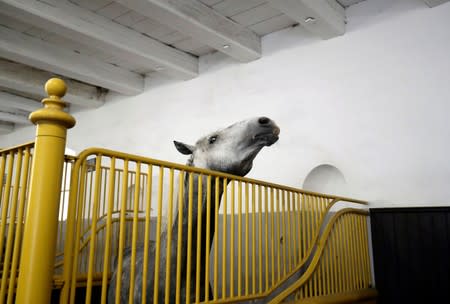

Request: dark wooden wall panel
left=370, top=207, right=450, bottom=304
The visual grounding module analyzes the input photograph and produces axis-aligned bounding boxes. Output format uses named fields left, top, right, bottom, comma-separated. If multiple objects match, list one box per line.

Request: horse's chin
left=253, top=130, right=280, bottom=147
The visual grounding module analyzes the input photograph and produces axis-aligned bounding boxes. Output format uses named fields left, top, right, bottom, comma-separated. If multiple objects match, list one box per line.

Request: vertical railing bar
left=185, top=173, right=194, bottom=304
left=141, top=165, right=153, bottom=304
left=114, top=159, right=130, bottom=303
left=296, top=193, right=302, bottom=263
left=290, top=192, right=297, bottom=266
left=251, top=183, right=256, bottom=295
left=7, top=148, right=30, bottom=304
left=325, top=225, right=332, bottom=296
left=82, top=164, right=94, bottom=273
left=0, top=153, right=6, bottom=213
left=344, top=214, right=351, bottom=292
left=285, top=191, right=293, bottom=273
left=230, top=180, right=235, bottom=298
left=69, top=161, right=88, bottom=304
left=276, top=189, right=283, bottom=280
left=175, top=170, right=184, bottom=304
left=204, top=175, right=212, bottom=302
left=213, top=176, right=220, bottom=300
left=100, top=157, right=116, bottom=304
left=269, top=187, right=275, bottom=286
left=129, top=162, right=143, bottom=304
left=195, top=174, right=203, bottom=303
left=164, top=168, right=175, bottom=304
left=348, top=215, right=356, bottom=291
left=338, top=217, right=345, bottom=293
left=237, top=181, right=242, bottom=297
left=153, top=167, right=165, bottom=304
left=0, top=151, right=14, bottom=262
left=355, top=216, right=364, bottom=290
left=213, top=176, right=221, bottom=301
left=257, top=185, right=263, bottom=293
left=86, top=154, right=103, bottom=303
left=1, top=150, right=22, bottom=301
left=58, top=157, right=69, bottom=255
left=221, top=178, right=228, bottom=299
left=362, top=216, right=371, bottom=287
left=301, top=195, right=307, bottom=261
left=279, top=190, right=287, bottom=277
left=244, top=182, right=250, bottom=296
left=264, top=187, right=269, bottom=291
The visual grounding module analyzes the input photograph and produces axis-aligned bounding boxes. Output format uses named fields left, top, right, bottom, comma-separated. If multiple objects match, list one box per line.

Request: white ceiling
left=0, top=0, right=446, bottom=134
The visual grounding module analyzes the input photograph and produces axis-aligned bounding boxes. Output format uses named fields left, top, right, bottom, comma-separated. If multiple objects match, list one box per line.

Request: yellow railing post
left=16, top=78, right=76, bottom=304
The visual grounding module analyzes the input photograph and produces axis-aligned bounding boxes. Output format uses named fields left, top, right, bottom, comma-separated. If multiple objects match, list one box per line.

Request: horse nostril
left=258, top=117, right=270, bottom=125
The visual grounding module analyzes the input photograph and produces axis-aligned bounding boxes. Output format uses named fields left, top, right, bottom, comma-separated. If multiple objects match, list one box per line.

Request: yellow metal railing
left=0, top=142, right=33, bottom=303
left=58, top=148, right=372, bottom=304
left=275, top=209, right=373, bottom=303
left=0, top=78, right=376, bottom=304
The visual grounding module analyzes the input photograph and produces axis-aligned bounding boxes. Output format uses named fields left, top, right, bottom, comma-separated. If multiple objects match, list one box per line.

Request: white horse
left=108, top=117, right=280, bottom=303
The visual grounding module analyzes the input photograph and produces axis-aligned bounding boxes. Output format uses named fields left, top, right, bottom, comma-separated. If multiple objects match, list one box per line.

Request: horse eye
left=208, top=136, right=217, bottom=144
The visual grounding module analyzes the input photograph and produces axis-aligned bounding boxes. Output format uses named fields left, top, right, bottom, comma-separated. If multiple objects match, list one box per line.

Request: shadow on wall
left=302, top=164, right=347, bottom=197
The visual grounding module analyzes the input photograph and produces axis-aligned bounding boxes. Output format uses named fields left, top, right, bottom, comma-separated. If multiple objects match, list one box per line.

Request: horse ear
left=174, top=141, right=195, bottom=155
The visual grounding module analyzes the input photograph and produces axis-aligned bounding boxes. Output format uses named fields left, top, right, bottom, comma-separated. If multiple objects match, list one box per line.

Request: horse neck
left=170, top=172, right=225, bottom=245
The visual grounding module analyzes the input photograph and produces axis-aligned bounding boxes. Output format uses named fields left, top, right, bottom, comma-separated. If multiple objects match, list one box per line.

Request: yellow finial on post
left=16, top=78, right=76, bottom=304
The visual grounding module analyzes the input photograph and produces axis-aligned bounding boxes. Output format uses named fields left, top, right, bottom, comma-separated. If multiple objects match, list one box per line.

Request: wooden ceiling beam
left=0, top=91, right=41, bottom=112
left=268, top=0, right=346, bottom=39
left=0, top=59, right=105, bottom=108
left=423, top=0, right=450, bottom=7
left=0, top=0, right=198, bottom=80
left=0, top=122, right=14, bottom=134
left=0, top=26, right=144, bottom=95
left=0, top=111, right=29, bottom=125
left=117, top=0, right=261, bottom=62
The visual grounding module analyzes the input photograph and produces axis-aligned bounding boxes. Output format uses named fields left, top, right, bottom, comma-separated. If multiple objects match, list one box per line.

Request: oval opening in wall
left=303, top=164, right=347, bottom=196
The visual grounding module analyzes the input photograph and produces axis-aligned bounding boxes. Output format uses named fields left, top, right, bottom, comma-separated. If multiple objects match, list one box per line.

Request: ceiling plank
left=0, top=26, right=144, bottom=95
left=268, top=0, right=345, bottom=39
left=116, top=0, right=261, bottom=62
left=423, top=0, right=450, bottom=7
left=0, top=59, right=105, bottom=108
left=0, top=91, right=41, bottom=112
left=0, top=111, right=29, bottom=125
left=0, top=0, right=198, bottom=80
left=0, top=122, right=14, bottom=134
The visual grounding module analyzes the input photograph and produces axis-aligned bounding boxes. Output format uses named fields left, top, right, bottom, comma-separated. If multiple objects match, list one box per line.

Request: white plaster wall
left=2, top=0, right=450, bottom=207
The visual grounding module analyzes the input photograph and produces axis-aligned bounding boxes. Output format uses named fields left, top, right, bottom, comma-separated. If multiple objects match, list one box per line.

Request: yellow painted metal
left=164, top=168, right=175, bottom=304
left=237, top=181, right=242, bottom=297
left=175, top=170, right=184, bottom=304
left=221, top=178, right=228, bottom=298
left=7, top=147, right=31, bottom=304
left=153, top=167, right=164, bottom=304
left=205, top=175, right=212, bottom=301
left=264, top=186, right=269, bottom=291
left=245, top=183, right=250, bottom=296
left=257, top=185, right=263, bottom=293
left=185, top=173, right=194, bottom=303
left=100, top=157, right=116, bottom=304
left=269, top=209, right=369, bottom=303
left=251, top=183, right=256, bottom=295
left=86, top=154, right=102, bottom=303
left=0, top=137, right=373, bottom=303
left=230, top=180, right=235, bottom=297
left=130, top=163, right=143, bottom=304
left=16, top=78, right=75, bottom=304
left=195, top=174, right=203, bottom=302
left=213, top=177, right=220, bottom=300
left=1, top=150, right=22, bottom=301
